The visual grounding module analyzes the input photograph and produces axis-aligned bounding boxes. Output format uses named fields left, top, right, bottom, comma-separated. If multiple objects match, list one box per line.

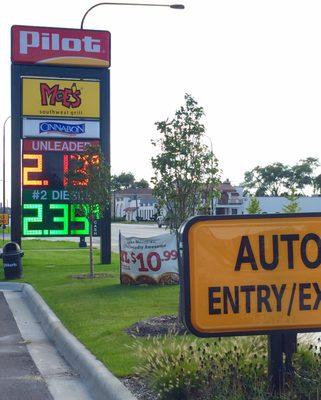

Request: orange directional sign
left=180, top=214, right=321, bottom=337
left=0, top=214, right=9, bottom=225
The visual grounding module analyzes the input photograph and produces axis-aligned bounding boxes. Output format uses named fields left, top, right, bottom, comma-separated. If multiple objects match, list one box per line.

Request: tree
left=66, top=144, right=110, bottom=278
left=282, top=188, right=301, bottom=213
left=111, top=172, right=135, bottom=190
left=284, top=157, right=319, bottom=194
left=111, top=173, right=149, bottom=190
left=243, top=158, right=320, bottom=196
left=246, top=197, right=262, bottom=214
left=313, top=174, right=321, bottom=194
left=134, top=179, right=149, bottom=189
left=151, top=93, right=220, bottom=232
left=242, top=163, right=289, bottom=196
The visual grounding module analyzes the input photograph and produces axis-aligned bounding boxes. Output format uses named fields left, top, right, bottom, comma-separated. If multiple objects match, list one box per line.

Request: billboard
left=180, top=214, right=321, bottom=337
left=12, top=25, right=111, bottom=67
left=22, top=118, right=100, bottom=139
left=22, top=78, right=100, bottom=118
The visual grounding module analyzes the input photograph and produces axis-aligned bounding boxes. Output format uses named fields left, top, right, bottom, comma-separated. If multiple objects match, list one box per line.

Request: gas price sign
left=22, top=138, right=100, bottom=237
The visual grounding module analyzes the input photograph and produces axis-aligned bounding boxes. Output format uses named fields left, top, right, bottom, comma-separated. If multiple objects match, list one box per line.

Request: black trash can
left=0, top=242, right=24, bottom=279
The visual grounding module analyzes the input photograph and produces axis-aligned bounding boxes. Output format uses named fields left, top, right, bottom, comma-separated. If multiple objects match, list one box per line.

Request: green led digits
left=23, top=204, right=43, bottom=236
left=70, top=204, right=89, bottom=235
left=49, top=204, right=68, bottom=235
left=22, top=202, right=98, bottom=237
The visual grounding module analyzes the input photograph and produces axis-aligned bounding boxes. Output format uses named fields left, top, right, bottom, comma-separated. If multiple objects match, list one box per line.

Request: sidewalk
left=0, top=292, right=53, bottom=400
left=0, top=289, right=93, bottom=400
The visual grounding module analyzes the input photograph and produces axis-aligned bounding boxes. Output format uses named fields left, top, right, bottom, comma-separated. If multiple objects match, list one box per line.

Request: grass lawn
left=0, top=240, right=179, bottom=376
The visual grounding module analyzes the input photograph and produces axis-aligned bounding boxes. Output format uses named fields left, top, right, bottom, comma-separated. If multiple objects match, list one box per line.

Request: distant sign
left=22, top=118, right=100, bottom=139
left=12, top=25, right=111, bottom=67
left=0, top=214, right=9, bottom=226
left=22, top=78, right=100, bottom=118
left=180, top=214, right=321, bottom=337
left=120, top=233, right=179, bottom=285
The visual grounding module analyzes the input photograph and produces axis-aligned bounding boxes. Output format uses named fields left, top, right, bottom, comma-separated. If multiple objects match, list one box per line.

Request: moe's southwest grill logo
left=23, top=78, right=100, bottom=118
left=39, top=121, right=85, bottom=136
left=40, top=82, right=81, bottom=109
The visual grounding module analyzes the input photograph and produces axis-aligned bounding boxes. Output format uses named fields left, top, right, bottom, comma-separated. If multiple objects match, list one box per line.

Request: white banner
left=22, top=118, right=100, bottom=139
left=120, top=233, right=179, bottom=285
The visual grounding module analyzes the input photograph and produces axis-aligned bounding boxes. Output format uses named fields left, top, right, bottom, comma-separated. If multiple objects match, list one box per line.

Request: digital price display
left=22, top=203, right=100, bottom=236
left=22, top=139, right=100, bottom=237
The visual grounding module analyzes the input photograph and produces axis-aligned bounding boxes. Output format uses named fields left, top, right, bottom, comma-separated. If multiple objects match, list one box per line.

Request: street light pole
left=80, top=1, right=184, bottom=262
left=81, top=2, right=184, bottom=29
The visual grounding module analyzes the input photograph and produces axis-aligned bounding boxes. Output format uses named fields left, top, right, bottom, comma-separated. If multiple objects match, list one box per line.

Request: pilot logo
left=40, top=82, right=81, bottom=108
left=39, top=121, right=86, bottom=135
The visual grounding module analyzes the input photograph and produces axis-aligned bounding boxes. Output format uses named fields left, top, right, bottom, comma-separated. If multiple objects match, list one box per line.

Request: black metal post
left=11, top=65, right=22, bottom=247
left=283, top=332, right=297, bottom=374
left=268, top=333, right=284, bottom=394
left=100, top=68, right=111, bottom=264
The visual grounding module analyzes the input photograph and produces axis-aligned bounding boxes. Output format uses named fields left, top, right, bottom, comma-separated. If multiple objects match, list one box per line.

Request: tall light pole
left=81, top=2, right=184, bottom=29
left=203, top=134, right=216, bottom=214
left=79, top=1, right=184, bottom=260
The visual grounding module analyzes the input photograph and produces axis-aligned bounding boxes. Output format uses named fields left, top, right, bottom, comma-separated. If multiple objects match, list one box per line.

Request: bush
left=133, top=335, right=321, bottom=400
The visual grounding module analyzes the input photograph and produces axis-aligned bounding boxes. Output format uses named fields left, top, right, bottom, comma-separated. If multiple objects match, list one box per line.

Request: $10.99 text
left=120, top=250, right=178, bottom=272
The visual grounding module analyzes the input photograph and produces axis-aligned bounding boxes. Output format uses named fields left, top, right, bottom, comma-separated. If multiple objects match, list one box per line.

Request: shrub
left=133, top=335, right=321, bottom=400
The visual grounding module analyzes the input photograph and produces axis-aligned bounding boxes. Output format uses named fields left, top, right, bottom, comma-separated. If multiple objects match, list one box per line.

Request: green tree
left=243, top=158, right=320, bottom=196
left=151, top=93, right=220, bottom=232
left=66, top=144, right=110, bottom=277
left=282, top=188, right=301, bottom=213
left=242, top=163, right=289, bottom=196
left=313, top=174, right=321, bottom=194
left=111, top=173, right=149, bottom=190
left=246, top=197, right=262, bottom=214
left=133, top=178, right=149, bottom=189
left=285, top=157, right=319, bottom=194
left=111, top=172, right=135, bottom=190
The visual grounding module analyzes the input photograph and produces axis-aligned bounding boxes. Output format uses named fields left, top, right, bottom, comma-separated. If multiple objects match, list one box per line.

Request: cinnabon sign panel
left=12, top=25, right=111, bottom=67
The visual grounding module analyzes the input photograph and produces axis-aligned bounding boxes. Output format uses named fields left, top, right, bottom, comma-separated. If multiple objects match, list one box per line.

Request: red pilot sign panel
left=11, top=25, right=111, bottom=67
left=180, top=214, right=321, bottom=337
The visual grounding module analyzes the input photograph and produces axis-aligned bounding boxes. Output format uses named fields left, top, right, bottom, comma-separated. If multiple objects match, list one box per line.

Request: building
left=112, top=188, right=158, bottom=221
left=212, top=180, right=245, bottom=215
left=112, top=182, right=321, bottom=222
left=212, top=181, right=321, bottom=215
left=243, top=195, right=321, bottom=214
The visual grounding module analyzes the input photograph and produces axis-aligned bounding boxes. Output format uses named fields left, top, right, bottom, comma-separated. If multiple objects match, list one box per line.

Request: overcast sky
left=2, top=0, right=321, bottom=202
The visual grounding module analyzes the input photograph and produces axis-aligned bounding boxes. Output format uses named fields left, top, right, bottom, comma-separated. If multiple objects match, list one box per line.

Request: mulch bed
left=125, top=314, right=188, bottom=337
left=124, top=315, right=188, bottom=398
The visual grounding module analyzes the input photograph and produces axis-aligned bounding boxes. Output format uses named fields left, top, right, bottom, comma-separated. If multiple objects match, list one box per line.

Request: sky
left=2, top=0, right=321, bottom=204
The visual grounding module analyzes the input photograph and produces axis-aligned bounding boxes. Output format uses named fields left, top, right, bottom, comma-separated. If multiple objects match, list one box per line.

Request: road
left=1, top=223, right=167, bottom=253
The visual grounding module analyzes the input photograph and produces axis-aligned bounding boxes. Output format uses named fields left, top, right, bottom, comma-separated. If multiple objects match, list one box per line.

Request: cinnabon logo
left=19, top=30, right=101, bottom=54
left=40, top=82, right=81, bottom=108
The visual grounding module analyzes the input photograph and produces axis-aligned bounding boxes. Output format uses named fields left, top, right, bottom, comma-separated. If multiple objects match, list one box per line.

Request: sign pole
left=268, top=333, right=284, bottom=394
left=11, top=64, right=22, bottom=247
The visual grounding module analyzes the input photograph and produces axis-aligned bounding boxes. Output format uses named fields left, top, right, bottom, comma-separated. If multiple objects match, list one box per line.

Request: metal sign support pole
left=11, top=64, right=22, bottom=247
left=268, top=333, right=284, bottom=394
left=100, top=68, right=111, bottom=265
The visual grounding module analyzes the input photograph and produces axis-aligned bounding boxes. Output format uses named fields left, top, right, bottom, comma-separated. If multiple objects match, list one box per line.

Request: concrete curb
left=0, top=282, right=136, bottom=400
